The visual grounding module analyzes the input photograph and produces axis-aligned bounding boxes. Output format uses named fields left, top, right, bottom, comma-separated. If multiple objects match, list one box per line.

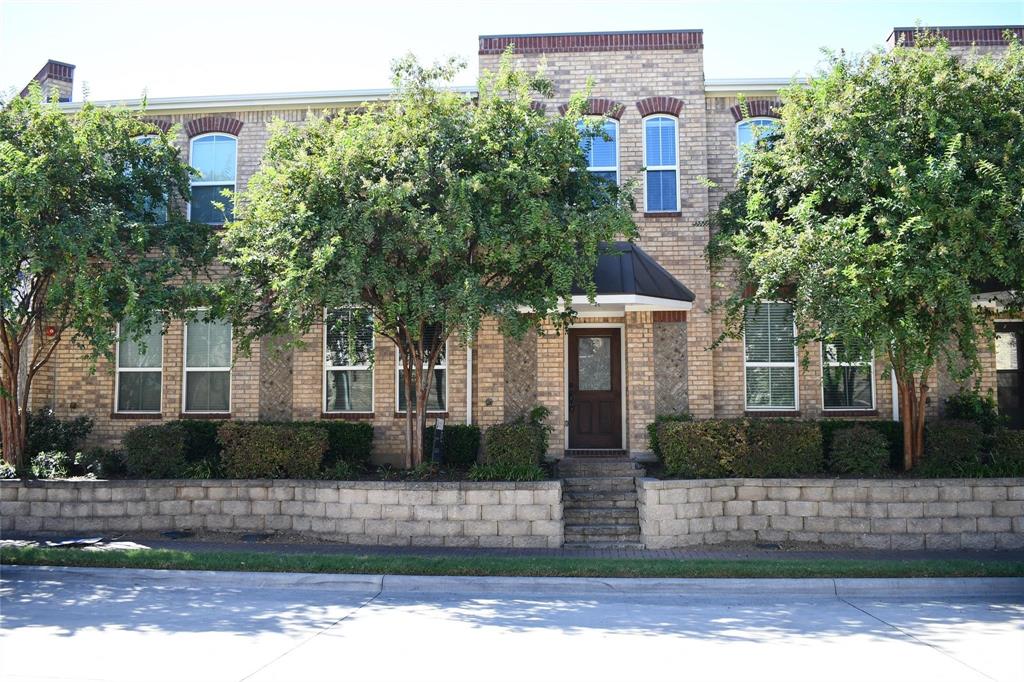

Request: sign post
left=430, top=417, right=445, bottom=465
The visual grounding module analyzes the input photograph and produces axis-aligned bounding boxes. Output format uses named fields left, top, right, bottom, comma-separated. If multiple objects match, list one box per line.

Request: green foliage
left=467, top=462, right=547, bottom=481
left=217, top=423, right=327, bottom=479
left=219, top=52, right=637, bottom=466
left=173, top=420, right=225, bottom=465
left=181, top=458, right=221, bottom=480
left=424, top=424, right=481, bottom=467
left=734, top=420, right=823, bottom=478
left=123, top=424, right=188, bottom=479
left=26, top=410, right=92, bottom=458
left=0, top=461, right=15, bottom=479
left=75, top=448, right=126, bottom=479
left=919, top=420, right=987, bottom=477
left=288, top=421, right=374, bottom=466
left=944, top=390, right=1003, bottom=432
left=30, top=450, right=75, bottom=479
left=658, top=419, right=740, bottom=478
left=828, top=425, right=892, bottom=476
left=647, top=413, right=693, bottom=460
left=320, top=459, right=360, bottom=480
left=483, top=408, right=552, bottom=467
left=820, top=420, right=904, bottom=471
left=988, top=429, right=1024, bottom=477
left=0, top=86, right=215, bottom=469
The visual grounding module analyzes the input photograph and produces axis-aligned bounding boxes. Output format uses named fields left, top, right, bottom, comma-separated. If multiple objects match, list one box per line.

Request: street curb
left=4, top=566, right=1023, bottom=600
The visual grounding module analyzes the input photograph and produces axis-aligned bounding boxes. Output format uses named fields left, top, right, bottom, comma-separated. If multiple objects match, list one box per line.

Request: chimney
left=887, top=25, right=1024, bottom=50
left=20, top=59, right=76, bottom=102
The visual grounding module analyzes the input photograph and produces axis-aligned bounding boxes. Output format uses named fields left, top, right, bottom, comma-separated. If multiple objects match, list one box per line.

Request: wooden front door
left=996, top=322, right=1024, bottom=430
left=568, top=328, right=622, bottom=449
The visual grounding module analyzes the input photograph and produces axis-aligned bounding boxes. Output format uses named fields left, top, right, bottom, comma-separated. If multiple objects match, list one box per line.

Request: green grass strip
left=2, top=546, right=1023, bottom=579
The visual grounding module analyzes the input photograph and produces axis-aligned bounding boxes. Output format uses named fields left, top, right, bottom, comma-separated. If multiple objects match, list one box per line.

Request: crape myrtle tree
left=220, top=52, right=637, bottom=468
left=0, top=86, right=215, bottom=471
left=708, top=32, right=1024, bottom=470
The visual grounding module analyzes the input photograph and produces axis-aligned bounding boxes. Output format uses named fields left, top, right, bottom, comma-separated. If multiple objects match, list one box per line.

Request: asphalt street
left=1, top=566, right=1022, bottom=682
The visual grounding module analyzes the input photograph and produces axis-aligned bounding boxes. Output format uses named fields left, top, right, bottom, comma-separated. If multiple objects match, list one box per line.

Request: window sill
left=643, top=211, right=682, bottom=218
left=178, top=413, right=231, bottom=420
left=111, top=412, right=162, bottom=420
left=822, top=409, right=879, bottom=418
left=393, top=412, right=449, bottom=419
left=321, top=412, right=375, bottom=421
left=745, top=410, right=801, bottom=418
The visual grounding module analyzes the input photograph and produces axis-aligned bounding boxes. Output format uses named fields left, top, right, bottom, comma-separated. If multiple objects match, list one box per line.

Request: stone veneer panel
left=654, top=320, right=688, bottom=416
left=0, top=480, right=564, bottom=549
left=503, top=332, right=537, bottom=421
left=638, top=478, right=1024, bottom=550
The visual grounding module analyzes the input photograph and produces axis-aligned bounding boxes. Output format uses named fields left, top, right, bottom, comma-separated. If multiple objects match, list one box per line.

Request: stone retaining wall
left=0, top=480, right=563, bottom=549
left=639, top=478, right=1024, bottom=550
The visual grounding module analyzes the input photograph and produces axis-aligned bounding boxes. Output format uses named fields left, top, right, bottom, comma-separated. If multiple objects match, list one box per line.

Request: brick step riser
left=565, top=534, right=643, bottom=544
left=563, top=541, right=646, bottom=550
left=557, top=465, right=645, bottom=476
left=563, top=481, right=637, bottom=493
left=564, top=525, right=642, bottom=536
left=564, top=512, right=639, bottom=525
left=565, top=500, right=638, bottom=510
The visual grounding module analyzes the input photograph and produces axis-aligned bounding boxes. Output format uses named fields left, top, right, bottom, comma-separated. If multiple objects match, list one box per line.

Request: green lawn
left=2, top=545, right=1022, bottom=579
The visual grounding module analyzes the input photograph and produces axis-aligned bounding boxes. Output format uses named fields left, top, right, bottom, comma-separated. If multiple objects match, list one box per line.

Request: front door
left=568, top=328, right=622, bottom=449
left=996, top=322, right=1024, bottom=430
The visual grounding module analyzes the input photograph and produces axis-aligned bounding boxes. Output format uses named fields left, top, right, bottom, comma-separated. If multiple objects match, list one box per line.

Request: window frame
left=742, top=301, right=799, bottom=411
left=181, top=310, right=232, bottom=415
left=394, top=340, right=449, bottom=414
left=114, top=321, right=164, bottom=415
left=580, top=117, right=620, bottom=186
left=820, top=340, right=876, bottom=412
left=642, top=114, right=679, bottom=213
left=187, top=132, right=238, bottom=225
left=735, top=116, right=779, bottom=163
left=323, top=307, right=376, bottom=415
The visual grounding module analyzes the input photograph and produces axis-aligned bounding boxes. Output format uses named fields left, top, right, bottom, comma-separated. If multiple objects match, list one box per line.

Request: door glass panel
left=578, top=336, right=611, bottom=391
left=996, top=332, right=1019, bottom=370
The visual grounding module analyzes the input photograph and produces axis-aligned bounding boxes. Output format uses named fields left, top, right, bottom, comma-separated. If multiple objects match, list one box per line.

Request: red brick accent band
left=479, top=30, right=703, bottom=55
left=142, top=117, right=173, bottom=134
left=185, top=116, right=244, bottom=138
left=888, top=25, right=1023, bottom=47
left=636, top=96, right=684, bottom=117
left=729, top=99, right=782, bottom=122
left=653, top=311, right=687, bottom=323
left=557, top=98, right=625, bottom=119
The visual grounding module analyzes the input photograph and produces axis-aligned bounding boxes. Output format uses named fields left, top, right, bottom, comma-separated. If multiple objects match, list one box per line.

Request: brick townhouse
left=21, top=25, right=1024, bottom=463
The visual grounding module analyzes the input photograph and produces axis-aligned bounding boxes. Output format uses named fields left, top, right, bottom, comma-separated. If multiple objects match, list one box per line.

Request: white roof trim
left=704, top=77, right=806, bottom=94
left=58, top=85, right=478, bottom=113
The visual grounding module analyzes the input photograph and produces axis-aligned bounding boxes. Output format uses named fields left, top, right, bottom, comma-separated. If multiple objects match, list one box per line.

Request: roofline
left=890, top=24, right=1024, bottom=31
left=478, top=29, right=702, bottom=39
left=57, top=85, right=478, bottom=113
left=704, top=77, right=805, bottom=94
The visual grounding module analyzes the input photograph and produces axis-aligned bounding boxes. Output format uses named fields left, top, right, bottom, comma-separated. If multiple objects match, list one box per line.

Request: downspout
left=466, top=339, right=473, bottom=425
left=891, top=369, right=900, bottom=421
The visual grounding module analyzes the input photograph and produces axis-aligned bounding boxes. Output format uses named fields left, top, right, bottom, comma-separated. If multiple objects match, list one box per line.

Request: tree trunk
left=401, top=349, right=416, bottom=469
left=0, top=339, right=27, bottom=471
left=895, top=370, right=930, bottom=471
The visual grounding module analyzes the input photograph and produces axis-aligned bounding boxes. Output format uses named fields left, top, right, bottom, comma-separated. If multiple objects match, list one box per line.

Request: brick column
left=536, top=322, right=565, bottom=457
left=625, top=311, right=655, bottom=453
left=474, top=318, right=505, bottom=428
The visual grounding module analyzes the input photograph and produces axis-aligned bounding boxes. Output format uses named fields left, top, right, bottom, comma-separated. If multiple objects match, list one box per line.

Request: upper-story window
left=130, top=135, right=167, bottom=224
left=579, top=119, right=618, bottom=185
left=115, top=321, right=163, bottom=413
left=736, top=117, right=780, bottom=163
left=822, top=339, right=874, bottom=411
left=744, top=302, right=798, bottom=410
left=643, top=115, right=678, bottom=212
left=324, top=308, right=375, bottom=414
left=189, top=133, right=236, bottom=224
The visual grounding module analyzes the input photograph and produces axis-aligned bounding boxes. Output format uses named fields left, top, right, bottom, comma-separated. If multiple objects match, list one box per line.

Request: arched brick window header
left=636, top=96, right=684, bottom=117
left=530, top=101, right=547, bottom=114
left=185, top=116, right=243, bottom=138
left=729, top=99, right=782, bottom=122
left=142, top=118, right=172, bottom=134
left=557, top=98, right=625, bottom=119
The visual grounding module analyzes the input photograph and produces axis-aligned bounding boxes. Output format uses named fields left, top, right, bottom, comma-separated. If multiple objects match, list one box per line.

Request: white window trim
left=114, top=322, right=164, bottom=414
left=583, top=117, right=619, bottom=185
left=323, top=308, right=375, bottom=414
left=181, top=310, right=232, bottom=414
left=821, top=342, right=876, bottom=411
left=642, top=114, right=679, bottom=213
left=187, top=132, right=238, bottom=224
left=736, top=116, right=778, bottom=161
left=394, top=342, right=449, bottom=414
left=742, top=301, right=799, bottom=411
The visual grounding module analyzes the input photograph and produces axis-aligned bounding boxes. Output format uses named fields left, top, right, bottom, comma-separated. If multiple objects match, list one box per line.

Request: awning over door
left=569, top=241, right=695, bottom=314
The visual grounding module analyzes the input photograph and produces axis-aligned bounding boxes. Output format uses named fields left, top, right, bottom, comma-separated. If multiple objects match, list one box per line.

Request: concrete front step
left=563, top=541, right=646, bottom=550
left=565, top=534, right=643, bottom=545
left=564, top=508, right=640, bottom=524
left=565, top=522, right=642, bottom=536
left=557, top=459, right=645, bottom=477
left=562, top=477, right=638, bottom=493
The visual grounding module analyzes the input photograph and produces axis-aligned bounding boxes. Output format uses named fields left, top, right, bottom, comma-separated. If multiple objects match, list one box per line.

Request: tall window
left=116, top=322, right=163, bottom=413
left=643, top=115, right=678, bottom=212
left=579, top=119, right=618, bottom=185
left=822, top=339, right=874, bottom=410
left=184, top=312, right=231, bottom=413
left=133, top=135, right=167, bottom=223
left=744, top=302, right=797, bottom=409
left=189, top=133, right=236, bottom=224
left=396, top=323, right=447, bottom=413
left=324, top=309, right=375, bottom=413
left=736, top=117, right=780, bottom=163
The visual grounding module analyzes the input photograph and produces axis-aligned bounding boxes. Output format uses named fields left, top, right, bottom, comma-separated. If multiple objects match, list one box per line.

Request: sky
left=1, top=0, right=1021, bottom=102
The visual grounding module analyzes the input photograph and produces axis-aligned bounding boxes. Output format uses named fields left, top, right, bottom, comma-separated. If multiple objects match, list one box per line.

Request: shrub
left=467, top=462, right=547, bottom=481
left=658, top=419, right=742, bottom=478
left=123, top=423, right=188, bottom=478
left=31, top=450, right=75, bottom=478
left=173, top=420, right=225, bottom=464
left=734, top=420, right=823, bottom=477
left=647, top=413, right=693, bottom=461
left=919, top=419, right=986, bottom=477
left=820, top=420, right=904, bottom=470
left=320, top=459, right=359, bottom=480
left=0, top=461, right=16, bottom=479
left=482, top=407, right=551, bottom=467
left=218, top=423, right=327, bottom=479
left=286, top=421, right=373, bottom=467
left=944, top=389, right=1002, bottom=432
left=26, top=409, right=92, bottom=458
left=989, top=429, right=1024, bottom=477
left=424, top=424, right=481, bottom=467
left=75, top=448, right=126, bottom=479
left=828, top=425, right=891, bottom=476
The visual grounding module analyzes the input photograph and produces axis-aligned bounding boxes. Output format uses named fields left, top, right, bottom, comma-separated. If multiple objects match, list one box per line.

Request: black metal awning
left=569, top=241, right=695, bottom=310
